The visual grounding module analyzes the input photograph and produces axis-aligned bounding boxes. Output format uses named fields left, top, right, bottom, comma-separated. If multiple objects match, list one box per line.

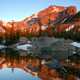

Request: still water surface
left=0, top=68, right=40, bottom=80
left=0, top=48, right=40, bottom=80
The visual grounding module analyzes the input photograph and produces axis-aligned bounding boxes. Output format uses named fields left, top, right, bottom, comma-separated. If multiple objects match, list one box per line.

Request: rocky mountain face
left=0, top=5, right=80, bottom=45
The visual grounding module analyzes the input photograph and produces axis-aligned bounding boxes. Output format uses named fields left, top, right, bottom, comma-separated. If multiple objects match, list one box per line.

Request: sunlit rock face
left=0, top=5, right=80, bottom=43
left=0, top=5, right=77, bottom=33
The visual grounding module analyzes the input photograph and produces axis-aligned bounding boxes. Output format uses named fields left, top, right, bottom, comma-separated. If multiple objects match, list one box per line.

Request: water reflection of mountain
left=0, top=48, right=41, bottom=79
left=0, top=47, right=79, bottom=80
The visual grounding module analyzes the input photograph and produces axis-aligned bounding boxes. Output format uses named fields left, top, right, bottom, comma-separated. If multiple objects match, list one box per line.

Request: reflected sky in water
left=0, top=68, right=40, bottom=80
left=0, top=48, right=41, bottom=80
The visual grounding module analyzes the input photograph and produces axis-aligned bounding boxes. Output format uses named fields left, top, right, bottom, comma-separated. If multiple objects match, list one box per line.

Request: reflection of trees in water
left=0, top=48, right=20, bottom=63
left=0, top=48, right=41, bottom=64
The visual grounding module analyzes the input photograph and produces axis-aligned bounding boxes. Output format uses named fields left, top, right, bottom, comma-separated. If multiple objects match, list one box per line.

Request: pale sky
left=0, top=0, right=80, bottom=21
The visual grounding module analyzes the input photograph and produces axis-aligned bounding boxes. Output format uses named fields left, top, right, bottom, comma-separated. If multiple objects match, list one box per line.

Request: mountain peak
left=0, top=5, right=80, bottom=44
